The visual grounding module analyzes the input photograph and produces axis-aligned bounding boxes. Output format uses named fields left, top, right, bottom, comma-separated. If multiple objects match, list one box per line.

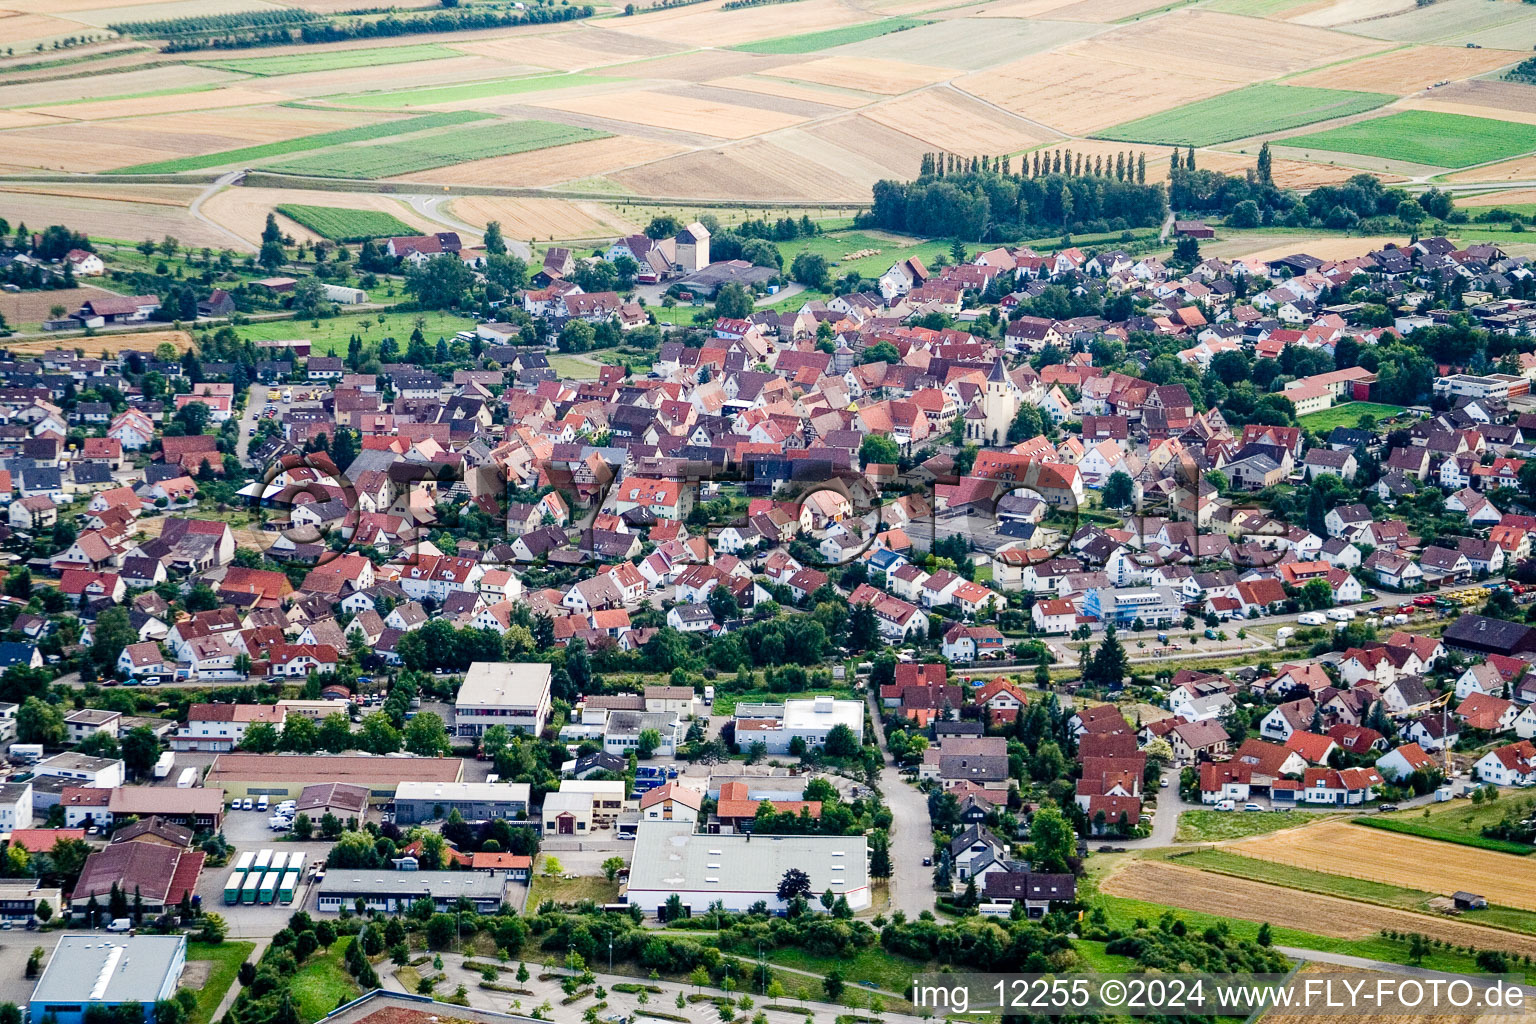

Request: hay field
left=612, top=137, right=874, bottom=202
left=1448, top=153, right=1536, bottom=182
left=761, top=56, right=953, bottom=95
left=864, top=89, right=1057, bottom=152
left=448, top=196, right=639, bottom=241
left=391, top=133, right=683, bottom=186
left=1230, top=820, right=1536, bottom=911
left=1347, top=0, right=1536, bottom=45
left=705, top=74, right=872, bottom=109
left=454, top=28, right=679, bottom=71
left=0, top=285, right=115, bottom=326
left=822, top=17, right=1100, bottom=69
left=531, top=89, right=807, bottom=138
left=1218, top=234, right=1406, bottom=261
left=0, top=187, right=228, bottom=245
left=6, top=329, right=193, bottom=358
left=1458, top=187, right=1536, bottom=206
left=201, top=187, right=439, bottom=246
left=25, top=86, right=289, bottom=121
left=1101, top=859, right=1536, bottom=957
left=0, top=64, right=233, bottom=109
left=610, top=0, right=870, bottom=48
left=959, top=55, right=1226, bottom=134
left=1290, top=45, right=1525, bottom=93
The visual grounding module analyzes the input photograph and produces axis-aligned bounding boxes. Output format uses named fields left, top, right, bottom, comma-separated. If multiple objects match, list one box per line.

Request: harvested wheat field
left=959, top=55, right=1224, bottom=134
left=1265, top=965, right=1481, bottom=1024
left=1458, top=187, right=1536, bottom=206
left=1291, top=45, right=1525, bottom=94
left=201, top=187, right=440, bottom=246
left=56, top=0, right=284, bottom=26
left=1038, top=0, right=1187, bottom=21
left=1448, top=153, right=1536, bottom=182
left=0, top=183, right=203, bottom=206
left=0, top=65, right=235, bottom=110
left=0, top=190, right=230, bottom=247
left=1289, top=0, right=1417, bottom=25
left=961, top=0, right=1091, bottom=18
left=4, top=328, right=192, bottom=358
left=448, top=196, right=639, bottom=242
left=0, top=110, right=67, bottom=130
left=0, top=285, right=116, bottom=327
left=864, top=89, right=1056, bottom=152
left=613, top=138, right=870, bottom=202
left=1403, top=97, right=1536, bottom=126
left=532, top=89, right=806, bottom=139
left=762, top=56, right=953, bottom=96
left=606, top=49, right=799, bottom=85
left=26, top=86, right=290, bottom=122
left=255, top=56, right=527, bottom=100
left=1221, top=233, right=1407, bottom=261
left=1083, top=10, right=1389, bottom=80
left=825, top=18, right=1102, bottom=69
left=1230, top=820, right=1536, bottom=911
left=609, top=0, right=869, bottom=48
left=454, top=28, right=679, bottom=71
left=783, top=118, right=930, bottom=184
left=705, top=74, right=872, bottom=109
left=0, top=10, right=92, bottom=47
left=1101, top=859, right=1536, bottom=958
left=393, top=133, right=683, bottom=186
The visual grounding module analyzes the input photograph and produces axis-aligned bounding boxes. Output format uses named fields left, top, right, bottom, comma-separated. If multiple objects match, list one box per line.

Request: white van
left=1214, top=799, right=1236, bottom=812
left=256, top=796, right=269, bottom=812
left=107, top=919, right=132, bottom=932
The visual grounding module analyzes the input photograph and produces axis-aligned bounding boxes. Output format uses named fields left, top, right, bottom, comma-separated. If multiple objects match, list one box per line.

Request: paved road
left=191, top=170, right=255, bottom=252
left=1276, top=946, right=1536, bottom=995
left=236, top=382, right=267, bottom=467
left=404, top=194, right=531, bottom=260
left=865, top=691, right=934, bottom=920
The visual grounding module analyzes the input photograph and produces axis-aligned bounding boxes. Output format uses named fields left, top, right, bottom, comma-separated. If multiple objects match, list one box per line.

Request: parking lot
left=195, top=805, right=333, bottom=938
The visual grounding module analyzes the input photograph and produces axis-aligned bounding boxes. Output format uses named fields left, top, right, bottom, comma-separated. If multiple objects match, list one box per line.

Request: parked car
left=1243, top=803, right=1262, bottom=812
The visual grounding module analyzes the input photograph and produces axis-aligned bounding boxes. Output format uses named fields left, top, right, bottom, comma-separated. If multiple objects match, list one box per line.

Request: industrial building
left=454, top=662, right=553, bottom=738
left=392, top=781, right=533, bottom=824
left=732, top=696, right=864, bottom=755
left=32, top=935, right=186, bottom=1024
left=315, top=871, right=506, bottom=914
left=624, top=823, right=869, bottom=916
left=206, top=753, right=463, bottom=803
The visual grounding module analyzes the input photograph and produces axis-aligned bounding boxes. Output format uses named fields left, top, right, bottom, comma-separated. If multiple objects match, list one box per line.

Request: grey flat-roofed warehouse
left=393, top=781, right=532, bottom=824
left=624, top=823, right=868, bottom=916
left=316, top=870, right=506, bottom=914
left=32, top=935, right=186, bottom=1024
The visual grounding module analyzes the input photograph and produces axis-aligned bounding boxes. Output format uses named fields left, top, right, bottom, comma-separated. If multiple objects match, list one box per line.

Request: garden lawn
left=1283, top=110, right=1536, bottom=168
left=235, top=310, right=478, bottom=359
left=1175, top=810, right=1320, bottom=843
left=1355, top=795, right=1536, bottom=856
left=108, top=111, right=490, bottom=175
left=1297, top=401, right=1407, bottom=433
left=545, top=354, right=602, bottom=379
left=264, top=120, right=609, bottom=178
left=187, top=941, right=256, bottom=1024
left=276, top=204, right=417, bottom=242
left=292, top=939, right=361, bottom=1024
left=1095, top=84, right=1393, bottom=147
left=330, top=73, right=618, bottom=110
left=731, top=18, right=929, bottom=54
left=527, top=868, right=620, bottom=908
left=198, top=44, right=459, bottom=76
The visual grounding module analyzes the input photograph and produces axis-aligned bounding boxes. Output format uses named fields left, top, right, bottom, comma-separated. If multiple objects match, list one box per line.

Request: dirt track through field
left=1100, top=859, right=1536, bottom=957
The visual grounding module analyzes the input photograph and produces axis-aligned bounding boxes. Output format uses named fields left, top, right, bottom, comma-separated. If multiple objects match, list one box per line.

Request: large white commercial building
left=625, top=823, right=869, bottom=916
left=454, top=662, right=553, bottom=738
left=733, top=696, right=864, bottom=755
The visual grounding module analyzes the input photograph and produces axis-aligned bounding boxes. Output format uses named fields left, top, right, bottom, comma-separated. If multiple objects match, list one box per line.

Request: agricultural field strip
left=1283, top=109, right=1536, bottom=168
left=261, top=119, right=610, bottom=178
left=1095, top=83, right=1394, bottom=146
left=729, top=17, right=932, bottom=54
left=273, top=204, right=418, bottom=241
left=194, top=43, right=460, bottom=76
left=106, top=110, right=491, bottom=175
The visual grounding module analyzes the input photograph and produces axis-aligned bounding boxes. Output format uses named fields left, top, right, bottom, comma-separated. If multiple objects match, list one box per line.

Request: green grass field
left=329, top=73, right=618, bottom=110
left=732, top=17, right=929, bottom=53
left=108, top=110, right=490, bottom=175
left=237, top=309, right=478, bottom=358
left=1297, top=401, right=1408, bottom=433
left=1284, top=110, right=1536, bottom=168
left=188, top=941, right=256, bottom=1024
left=1174, top=810, right=1320, bottom=843
left=527, top=865, right=621, bottom=909
left=276, top=204, right=418, bottom=242
left=198, top=44, right=459, bottom=76
left=293, top=940, right=361, bottom=1023
left=1096, top=84, right=1393, bottom=146
left=1356, top=797, right=1536, bottom=856
left=1169, top=848, right=1536, bottom=935
left=1204, top=0, right=1318, bottom=14
left=545, top=354, right=602, bottom=380
left=264, top=119, right=608, bottom=178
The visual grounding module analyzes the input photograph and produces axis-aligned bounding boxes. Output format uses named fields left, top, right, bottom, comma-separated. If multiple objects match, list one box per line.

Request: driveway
left=236, top=383, right=267, bottom=467
left=865, top=691, right=933, bottom=919
left=1114, top=766, right=1194, bottom=848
